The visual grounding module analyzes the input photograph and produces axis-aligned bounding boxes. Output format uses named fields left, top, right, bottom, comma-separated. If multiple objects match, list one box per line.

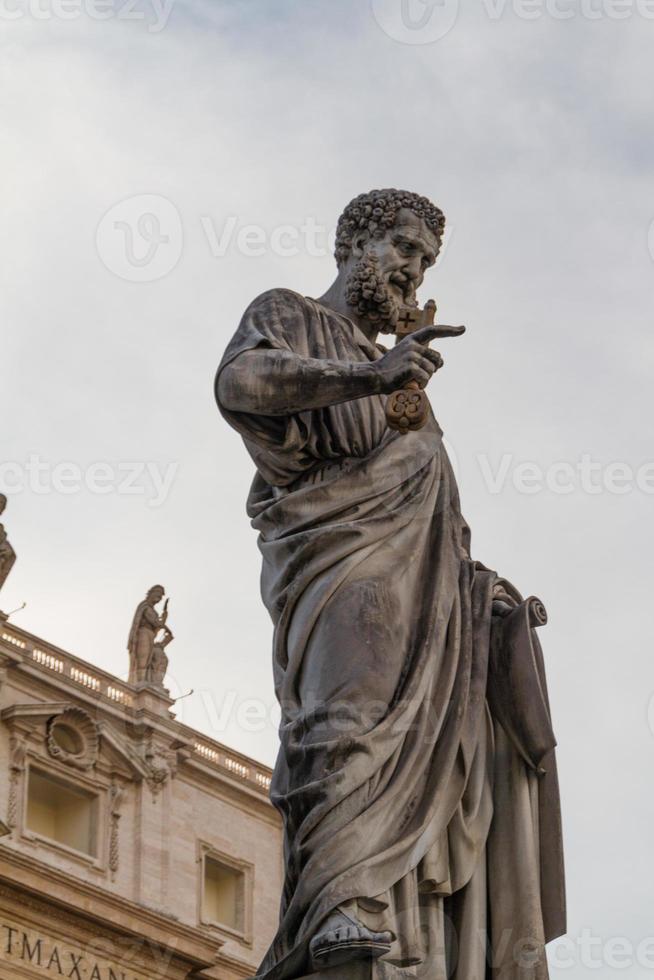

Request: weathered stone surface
left=0, top=494, right=16, bottom=594
left=216, top=188, right=566, bottom=979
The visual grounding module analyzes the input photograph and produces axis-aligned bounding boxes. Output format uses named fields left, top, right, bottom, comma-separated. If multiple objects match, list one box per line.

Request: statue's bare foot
left=309, top=907, right=393, bottom=970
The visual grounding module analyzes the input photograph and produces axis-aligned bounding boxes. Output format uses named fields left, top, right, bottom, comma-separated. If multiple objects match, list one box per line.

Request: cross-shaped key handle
left=395, top=299, right=437, bottom=339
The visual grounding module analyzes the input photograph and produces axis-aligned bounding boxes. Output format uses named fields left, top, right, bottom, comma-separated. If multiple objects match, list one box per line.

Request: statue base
left=133, top=682, right=176, bottom=719
left=301, top=963, right=416, bottom=980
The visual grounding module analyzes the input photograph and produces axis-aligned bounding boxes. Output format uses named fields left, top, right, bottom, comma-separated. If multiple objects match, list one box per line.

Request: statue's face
left=150, top=586, right=165, bottom=604
left=369, top=209, right=440, bottom=308
left=344, top=209, right=440, bottom=330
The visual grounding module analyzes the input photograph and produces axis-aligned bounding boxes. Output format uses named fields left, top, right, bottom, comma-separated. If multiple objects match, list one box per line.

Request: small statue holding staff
left=127, top=585, right=172, bottom=687
left=0, top=495, right=17, bottom=594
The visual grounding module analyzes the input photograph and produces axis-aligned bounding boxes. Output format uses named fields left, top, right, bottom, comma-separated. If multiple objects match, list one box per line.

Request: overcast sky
left=2, top=0, right=654, bottom=973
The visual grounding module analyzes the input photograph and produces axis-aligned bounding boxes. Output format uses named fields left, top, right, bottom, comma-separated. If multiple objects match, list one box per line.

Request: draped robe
left=216, top=289, right=565, bottom=980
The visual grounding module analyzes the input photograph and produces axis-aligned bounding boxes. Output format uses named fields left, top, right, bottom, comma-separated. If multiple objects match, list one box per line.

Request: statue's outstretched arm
left=216, top=326, right=451, bottom=417
left=217, top=349, right=380, bottom=415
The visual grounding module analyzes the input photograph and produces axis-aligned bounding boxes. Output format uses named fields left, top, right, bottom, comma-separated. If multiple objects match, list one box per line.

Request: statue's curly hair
left=335, top=189, right=446, bottom=267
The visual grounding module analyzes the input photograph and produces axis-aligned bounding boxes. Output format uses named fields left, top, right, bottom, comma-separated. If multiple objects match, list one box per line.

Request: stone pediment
left=1, top=702, right=71, bottom=732
left=1, top=702, right=150, bottom=781
left=97, top=719, right=150, bottom=780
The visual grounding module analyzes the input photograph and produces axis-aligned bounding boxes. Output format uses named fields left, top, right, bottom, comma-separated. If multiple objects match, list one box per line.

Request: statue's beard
left=345, top=256, right=402, bottom=334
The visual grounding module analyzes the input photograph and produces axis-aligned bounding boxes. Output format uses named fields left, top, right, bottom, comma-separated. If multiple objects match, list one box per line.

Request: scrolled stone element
left=528, top=596, right=549, bottom=628
left=109, top=779, right=125, bottom=876
left=47, top=707, right=99, bottom=770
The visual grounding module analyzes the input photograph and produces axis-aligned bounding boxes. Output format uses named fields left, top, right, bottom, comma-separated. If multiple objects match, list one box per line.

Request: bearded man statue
left=215, top=189, right=565, bottom=980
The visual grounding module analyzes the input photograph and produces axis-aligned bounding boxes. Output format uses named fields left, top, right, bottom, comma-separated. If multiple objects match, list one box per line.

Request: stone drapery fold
left=216, top=290, right=565, bottom=980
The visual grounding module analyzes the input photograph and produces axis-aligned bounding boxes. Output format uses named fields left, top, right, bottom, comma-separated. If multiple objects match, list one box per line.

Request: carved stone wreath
left=46, top=708, right=99, bottom=770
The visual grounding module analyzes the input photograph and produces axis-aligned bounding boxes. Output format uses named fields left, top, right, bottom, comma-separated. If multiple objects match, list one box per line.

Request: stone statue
left=127, top=585, right=172, bottom=687
left=216, top=189, right=565, bottom=980
left=150, top=623, right=174, bottom=690
left=0, top=495, right=17, bottom=593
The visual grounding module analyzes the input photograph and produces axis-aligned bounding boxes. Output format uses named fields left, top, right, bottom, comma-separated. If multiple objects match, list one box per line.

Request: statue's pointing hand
left=375, top=323, right=466, bottom=394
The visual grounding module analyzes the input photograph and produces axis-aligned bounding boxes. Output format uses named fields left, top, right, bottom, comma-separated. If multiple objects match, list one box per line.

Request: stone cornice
left=196, top=948, right=260, bottom=979
left=6, top=660, right=135, bottom=726
left=97, top=720, right=151, bottom=779
left=180, top=758, right=281, bottom=828
left=1, top=701, right=70, bottom=728
left=0, top=622, right=276, bottom=811
left=0, top=845, right=222, bottom=970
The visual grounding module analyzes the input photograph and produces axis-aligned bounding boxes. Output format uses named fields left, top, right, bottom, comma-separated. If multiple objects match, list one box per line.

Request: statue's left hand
left=492, top=598, right=513, bottom=618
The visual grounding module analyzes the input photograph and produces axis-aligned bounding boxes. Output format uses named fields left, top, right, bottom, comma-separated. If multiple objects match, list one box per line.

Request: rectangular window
left=25, top=768, right=99, bottom=858
left=202, top=855, right=246, bottom=933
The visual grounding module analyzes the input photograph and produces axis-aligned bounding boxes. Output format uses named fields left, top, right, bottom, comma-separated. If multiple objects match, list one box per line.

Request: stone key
left=385, top=301, right=437, bottom=435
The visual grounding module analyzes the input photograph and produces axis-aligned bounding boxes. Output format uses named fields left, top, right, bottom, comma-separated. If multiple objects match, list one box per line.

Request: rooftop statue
left=0, top=495, right=17, bottom=594
left=127, top=585, right=172, bottom=689
left=216, top=189, right=565, bottom=980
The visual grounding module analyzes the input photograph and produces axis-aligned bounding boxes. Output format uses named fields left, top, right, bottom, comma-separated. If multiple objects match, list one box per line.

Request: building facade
left=0, top=613, right=283, bottom=980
